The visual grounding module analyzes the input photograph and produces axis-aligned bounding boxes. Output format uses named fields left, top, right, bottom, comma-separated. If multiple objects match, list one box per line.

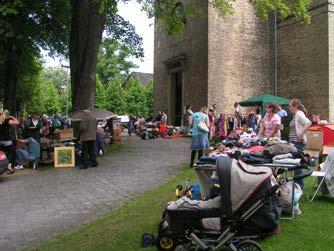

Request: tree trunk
left=69, top=0, right=106, bottom=112
left=3, top=42, right=18, bottom=113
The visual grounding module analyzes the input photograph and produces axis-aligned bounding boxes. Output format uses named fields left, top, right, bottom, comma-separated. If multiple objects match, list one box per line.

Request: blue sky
left=43, top=2, right=154, bottom=74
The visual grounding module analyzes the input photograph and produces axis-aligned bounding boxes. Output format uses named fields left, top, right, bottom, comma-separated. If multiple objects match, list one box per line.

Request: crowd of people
left=0, top=111, right=75, bottom=173
left=187, top=99, right=313, bottom=188
left=0, top=108, right=119, bottom=174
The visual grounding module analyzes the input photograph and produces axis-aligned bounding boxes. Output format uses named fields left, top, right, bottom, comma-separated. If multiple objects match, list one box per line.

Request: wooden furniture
left=54, top=128, right=74, bottom=140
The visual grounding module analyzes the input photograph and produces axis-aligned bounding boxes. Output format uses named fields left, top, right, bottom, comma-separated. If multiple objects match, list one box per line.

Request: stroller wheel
left=236, top=240, right=263, bottom=251
left=141, top=233, right=156, bottom=247
left=156, top=234, right=176, bottom=251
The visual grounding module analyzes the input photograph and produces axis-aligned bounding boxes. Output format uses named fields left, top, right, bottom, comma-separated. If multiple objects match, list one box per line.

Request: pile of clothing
left=196, top=140, right=310, bottom=166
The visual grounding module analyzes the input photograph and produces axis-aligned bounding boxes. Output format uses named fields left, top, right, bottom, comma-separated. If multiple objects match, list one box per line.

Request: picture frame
left=54, top=146, right=75, bottom=168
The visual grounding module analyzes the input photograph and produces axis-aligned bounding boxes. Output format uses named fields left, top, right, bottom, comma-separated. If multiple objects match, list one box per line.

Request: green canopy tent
left=239, top=94, right=290, bottom=116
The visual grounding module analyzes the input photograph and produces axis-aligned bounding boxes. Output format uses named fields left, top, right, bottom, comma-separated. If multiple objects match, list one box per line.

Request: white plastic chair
left=307, top=167, right=326, bottom=203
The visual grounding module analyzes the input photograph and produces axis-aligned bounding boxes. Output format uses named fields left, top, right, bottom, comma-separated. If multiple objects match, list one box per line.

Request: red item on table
left=159, top=124, right=168, bottom=135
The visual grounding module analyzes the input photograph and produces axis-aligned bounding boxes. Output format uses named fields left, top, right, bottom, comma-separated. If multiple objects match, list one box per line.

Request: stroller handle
left=280, top=168, right=313, bottom=184
left=292, top=169, right=313, bottom=181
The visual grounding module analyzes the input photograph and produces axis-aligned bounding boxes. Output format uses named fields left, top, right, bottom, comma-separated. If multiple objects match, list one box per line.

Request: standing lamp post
left=61, top=64, right=70, bottom=117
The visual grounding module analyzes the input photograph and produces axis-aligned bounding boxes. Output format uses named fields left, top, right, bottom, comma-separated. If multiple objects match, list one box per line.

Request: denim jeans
left=291, top=141, right=305, bottom=190
left=16, top=149, right=36, bottom=165
left=96, top=134, right=105, bottom=154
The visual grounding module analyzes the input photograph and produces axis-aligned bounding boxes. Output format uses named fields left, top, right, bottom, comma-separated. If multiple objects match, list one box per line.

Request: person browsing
left=257, top=103, right=281, bottom=139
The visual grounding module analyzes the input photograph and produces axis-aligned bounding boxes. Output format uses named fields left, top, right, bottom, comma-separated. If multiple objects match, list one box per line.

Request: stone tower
left=277, top=0, right=334, bottom=121
left=154, top=0, right=334, bottom=125
left=154, top=0, right=273, bottom=125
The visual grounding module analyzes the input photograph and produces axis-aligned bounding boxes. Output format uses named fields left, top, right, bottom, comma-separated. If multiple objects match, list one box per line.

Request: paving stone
left=0, top=136, right=190, bottom=250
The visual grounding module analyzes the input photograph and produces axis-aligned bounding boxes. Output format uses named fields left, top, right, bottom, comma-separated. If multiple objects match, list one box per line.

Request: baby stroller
left=156, top=156, right=311, bottom=251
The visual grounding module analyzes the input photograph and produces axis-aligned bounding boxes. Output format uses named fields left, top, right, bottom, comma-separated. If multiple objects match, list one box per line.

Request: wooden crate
left=113, top=128, right=122, bottom=144
left=54, top=128, right=74, bottom=140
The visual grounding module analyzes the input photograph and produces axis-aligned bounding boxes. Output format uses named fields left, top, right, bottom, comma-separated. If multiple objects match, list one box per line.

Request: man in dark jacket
left=79, top=109, right=98, bottom=169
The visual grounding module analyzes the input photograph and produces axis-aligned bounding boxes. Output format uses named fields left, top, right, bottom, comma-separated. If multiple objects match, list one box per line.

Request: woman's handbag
left=198, top=120, right=209, bottom=132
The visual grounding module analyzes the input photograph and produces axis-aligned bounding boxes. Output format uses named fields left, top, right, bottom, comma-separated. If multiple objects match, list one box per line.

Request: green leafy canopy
left=137, top=0, right=312, bottom=35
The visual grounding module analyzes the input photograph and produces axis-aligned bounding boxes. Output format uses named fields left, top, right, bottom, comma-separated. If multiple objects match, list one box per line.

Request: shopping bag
left=277, top=181, right=303, bottom=214
left=198, top=121, right=209, bottom=132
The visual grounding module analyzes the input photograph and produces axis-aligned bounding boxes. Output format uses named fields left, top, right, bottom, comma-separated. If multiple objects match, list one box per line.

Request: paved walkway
left=0, top=136, right=190, bottom=250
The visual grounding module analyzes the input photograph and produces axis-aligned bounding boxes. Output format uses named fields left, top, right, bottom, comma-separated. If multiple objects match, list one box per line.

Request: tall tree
left=1, top=0, right=312, bottom=113
left=97, top=38, right=138, bottom=84
left=69, top=0, right=143, bottom=111
left=70, top=0, right=312, bottom=111
left=0, top=0, right=70, bottom=112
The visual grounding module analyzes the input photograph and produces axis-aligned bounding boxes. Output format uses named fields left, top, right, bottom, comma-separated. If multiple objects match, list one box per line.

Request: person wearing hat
left=79, top=109, right=98, bottom=169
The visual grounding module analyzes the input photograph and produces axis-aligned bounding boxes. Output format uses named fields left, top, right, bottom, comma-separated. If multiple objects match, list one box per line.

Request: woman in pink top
left=258, top=103, right=281, bottom=138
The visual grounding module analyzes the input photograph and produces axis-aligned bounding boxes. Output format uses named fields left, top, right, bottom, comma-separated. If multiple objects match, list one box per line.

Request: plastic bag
left=198, top=121, right=209, bottom=132
left=277, top=181, right=303, bottom=214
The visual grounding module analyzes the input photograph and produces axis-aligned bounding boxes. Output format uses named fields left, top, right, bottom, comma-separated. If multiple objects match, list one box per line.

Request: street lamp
left=60, top=85, right=69, bottom=117
left=61, top=64, right=70, bottom=117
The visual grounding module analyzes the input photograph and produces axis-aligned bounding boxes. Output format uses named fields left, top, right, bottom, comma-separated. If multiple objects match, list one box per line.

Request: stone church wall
left=153, top=0, right=208, bottom=122
left=207, top=0, right=273, bottom=114
left=278, top=0, right=330, bottom=119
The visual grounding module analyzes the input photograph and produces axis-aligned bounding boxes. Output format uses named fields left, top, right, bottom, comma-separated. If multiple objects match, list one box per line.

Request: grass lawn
left=29, top=166, right=334, bottom=251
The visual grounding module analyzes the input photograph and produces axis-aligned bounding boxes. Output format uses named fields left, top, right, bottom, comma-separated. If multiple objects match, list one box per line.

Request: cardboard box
left=54, top=128, right=74, bottom=140
left=322, top=145, right=334, bottom=155
left=306, top=130, right=323, bottom=150
left=304, top=149, right=321, bottom=158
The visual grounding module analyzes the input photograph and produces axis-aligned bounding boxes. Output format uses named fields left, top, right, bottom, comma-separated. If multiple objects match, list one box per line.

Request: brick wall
left=328, top=1, right=334, bottom=121
left=153, top=0, right=208, bottom=123
left=207, top=0, right=273, bottom=114
left=154, top=0, right=333, bottom=121
left=278, top=0, right=330, bottom=120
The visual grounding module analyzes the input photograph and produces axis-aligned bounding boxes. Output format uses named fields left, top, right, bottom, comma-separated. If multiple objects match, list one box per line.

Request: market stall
left=71, top=108, right=117, bottom=145
left=239, top=94, right=290, bottom=116
left=193, top=130, right=311, bottom=218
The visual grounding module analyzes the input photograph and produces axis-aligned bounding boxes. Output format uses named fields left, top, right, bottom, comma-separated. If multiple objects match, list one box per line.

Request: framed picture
left=54, top=147, right=75, bottom=168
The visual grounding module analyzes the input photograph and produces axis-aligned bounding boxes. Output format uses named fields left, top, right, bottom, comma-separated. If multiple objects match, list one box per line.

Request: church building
left=153, top=0, right=334, bottom=125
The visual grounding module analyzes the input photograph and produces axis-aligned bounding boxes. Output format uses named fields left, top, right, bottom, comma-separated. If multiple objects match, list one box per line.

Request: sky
left=43, top=2, right=154, bottom=73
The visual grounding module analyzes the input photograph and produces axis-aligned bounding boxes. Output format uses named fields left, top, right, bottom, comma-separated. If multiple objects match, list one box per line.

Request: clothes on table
left=248, top=145, right=265, bottom=154
left=264, top=143, right=298, bottom=156
left=196, top=155, right=224, bottom=165
left=272, top=153, right=301, bottom=165
left=239, top=154, right=272, bottom=165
